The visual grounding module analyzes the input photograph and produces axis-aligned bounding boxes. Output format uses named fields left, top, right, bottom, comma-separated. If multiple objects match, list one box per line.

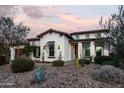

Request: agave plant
left=33, top=68, right=45, bottom=83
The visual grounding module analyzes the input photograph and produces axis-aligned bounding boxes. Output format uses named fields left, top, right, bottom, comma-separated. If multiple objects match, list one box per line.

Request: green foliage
left=0, top=47, right=5, bottom=55
left=22, top=44, right=32, bottom=56
left=11, top=58, right=34, bottom=73
left=94, top=56, right=120, bottom=67
left=102, top=59, right=119, bottom=67
left=52, top=60, right=64, bottom=66
left=99, top=6, right=124, bottom=58
left=92, top=65, right=124, bottom=83
left=94, top=56, right=113, bottom=64
left=79, top=59, right=85, bottom=67
left=0, top=17, right=30, bottom=63
left=33, top=68, right=45, bottom=83
left=0, top=55, right=6, bottom=66
left=79, top=59, right=91, bottom=67
left=84, top=59, right=91, bottom=64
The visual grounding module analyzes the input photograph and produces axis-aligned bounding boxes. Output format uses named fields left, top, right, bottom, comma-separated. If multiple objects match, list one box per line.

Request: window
left=33, top=46, right=40, bottom=58
left=85, top=45, right=90, bottom=57
left=75, top=35, right=79, bottom=40
left=85, top=47, right=90, bottom=57
left=32, top=41, right=35, bottom=46
left=96, top=47, right=102, bottom=56
left=85, top=34, right=90, bottom=39
left=48, top=41, right=55, bottom=57
left=96, top=33, right=101, bottom=38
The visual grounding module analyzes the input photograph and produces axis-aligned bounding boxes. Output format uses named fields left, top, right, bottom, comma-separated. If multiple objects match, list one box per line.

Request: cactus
left=75, top=57, right=80, bottom=69
left=33, top=68, right=45, bottom=83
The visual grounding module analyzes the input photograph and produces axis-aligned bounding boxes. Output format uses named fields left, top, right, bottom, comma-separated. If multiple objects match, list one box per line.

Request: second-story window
left=96, top=33, right=101, bottom=38
left=85, top=34, right=90, bottom=39
left=75, top=35, right=79, bottom=40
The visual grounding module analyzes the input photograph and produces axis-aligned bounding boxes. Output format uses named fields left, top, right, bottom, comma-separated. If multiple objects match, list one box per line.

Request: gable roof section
left=37, top=28, right=73, bottom=39
left=70, top=29, right=109, bottom=35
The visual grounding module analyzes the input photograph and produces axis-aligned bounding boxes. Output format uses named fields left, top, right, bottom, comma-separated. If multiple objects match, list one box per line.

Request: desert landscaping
left=0, top=63, right=123, bottom=88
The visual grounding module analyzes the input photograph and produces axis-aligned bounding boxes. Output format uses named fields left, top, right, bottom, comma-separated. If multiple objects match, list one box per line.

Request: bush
left=79, top=59, right=85, bottom=67
left=11, top=58, right=34, bottom=73
left=92, top=65, right=124, bottom=83
left=52, top=60, right=64, bottom=66
left=0, top=55, right=6, bottom=66
left=94, top=56, right=113, bottom=64
left=79, top=59, right=91, bottom=66
left=84, top=59, right=91, bottom=64
left=102, top=60, right=119, bottom=67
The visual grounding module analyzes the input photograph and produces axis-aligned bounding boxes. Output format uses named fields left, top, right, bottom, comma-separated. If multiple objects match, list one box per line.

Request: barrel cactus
left=33, top=68, right=45, bottom=83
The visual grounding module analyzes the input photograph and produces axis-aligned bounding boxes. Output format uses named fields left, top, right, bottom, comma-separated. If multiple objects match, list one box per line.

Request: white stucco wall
left=10, top=47, right=15, bottom=60
left=30, top=41, right=40, bottom=46
left=39, top=32, right=71, bottom=62
left=63, top=36, right=72, bottom=61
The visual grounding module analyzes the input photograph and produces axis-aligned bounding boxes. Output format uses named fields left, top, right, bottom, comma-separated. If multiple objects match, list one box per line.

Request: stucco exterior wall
left=30, top=41, right=40, bottom=46
left=10, top=30, right=109, bottom=62
left=63, top=36, right=72, bottom=62
left=39, top=32, right=71, bottom=62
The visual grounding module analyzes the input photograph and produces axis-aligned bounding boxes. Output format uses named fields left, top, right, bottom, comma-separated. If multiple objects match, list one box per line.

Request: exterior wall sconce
left=43, top=46, right=45, bottom=49
left=58, top=45, right=60, bottom=49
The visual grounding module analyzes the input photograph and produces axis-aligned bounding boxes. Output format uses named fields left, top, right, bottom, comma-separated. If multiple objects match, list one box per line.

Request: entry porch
left=69, top=38, right=109, bottom=61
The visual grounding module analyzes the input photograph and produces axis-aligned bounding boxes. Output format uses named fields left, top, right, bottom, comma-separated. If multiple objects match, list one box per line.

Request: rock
left=0, top=63, right=123, bottom=88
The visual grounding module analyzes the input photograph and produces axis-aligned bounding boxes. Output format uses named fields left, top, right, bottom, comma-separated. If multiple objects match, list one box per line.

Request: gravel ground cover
left=0, top=63, right=123, bottom=88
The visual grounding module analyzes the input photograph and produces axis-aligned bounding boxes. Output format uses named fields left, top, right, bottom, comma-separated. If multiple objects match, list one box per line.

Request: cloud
left=58, top=14, right=99, bottom=27
left=0, top=5, right=16, bottom=17
left=0, top=5, right=101, bottom=38
left=21, top=6, right=43, bottom=19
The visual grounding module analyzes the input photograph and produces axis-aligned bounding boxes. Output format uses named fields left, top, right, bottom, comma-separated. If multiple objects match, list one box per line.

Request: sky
left=0, top=5, right=119, bottom=38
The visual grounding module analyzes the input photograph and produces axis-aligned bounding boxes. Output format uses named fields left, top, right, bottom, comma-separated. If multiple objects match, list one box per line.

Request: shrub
left=84, top=59, right=91, bottom=64
left=11, top=58, right=34, bottom=73
left=92, top=65, right=124, bottom=83
left=52, top=60, right=64, bottom=66
left=102, top=60, right=119, bottom=67
left=94, top=56, right=113, bottom=64
left=79, top=59, right=85, bottom=67
left=79, top=59, right=91, bottom=66
left=0, top=55, right=6, bottom=66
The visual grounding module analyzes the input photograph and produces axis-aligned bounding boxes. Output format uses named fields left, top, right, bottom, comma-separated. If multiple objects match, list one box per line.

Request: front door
left=15, top=49, right=23, bottom=59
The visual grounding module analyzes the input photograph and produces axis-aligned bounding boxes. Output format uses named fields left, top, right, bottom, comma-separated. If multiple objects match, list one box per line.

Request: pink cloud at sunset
left=1, top=5, right=118, bottom=38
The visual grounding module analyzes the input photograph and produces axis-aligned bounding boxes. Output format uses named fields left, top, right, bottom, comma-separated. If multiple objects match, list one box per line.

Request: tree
left=99, top=5, right=124, bottom=58
left=0, top=17, right=30, bottom=63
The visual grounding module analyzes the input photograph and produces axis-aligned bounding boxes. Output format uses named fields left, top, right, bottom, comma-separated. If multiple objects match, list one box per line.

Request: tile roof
left=37, top=28, right=73, bottom=39
left=70, top=29, right=109, bottom=35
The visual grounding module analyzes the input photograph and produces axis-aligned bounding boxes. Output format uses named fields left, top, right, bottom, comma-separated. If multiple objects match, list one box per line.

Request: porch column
left=78, top=42, right=83, bottom=59
left=104, top=43, right=109, bottom=56
left=10, top=47, right=15, bottom=60
left=90, top=41, right=96, bottom=60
